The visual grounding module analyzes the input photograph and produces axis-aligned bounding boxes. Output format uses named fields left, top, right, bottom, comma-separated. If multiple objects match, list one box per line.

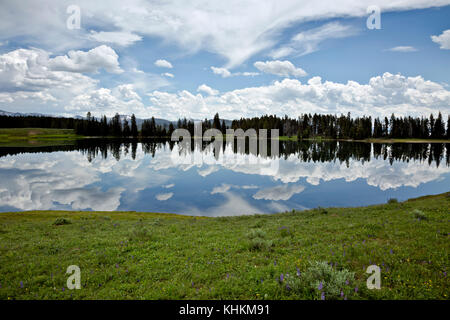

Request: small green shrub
left=387, top=198, right=398, bottom=204
left=130, top=226, right=152, bottom=241
left=129, top=220, right=153, bottom=241
left=52, top=217, right=72, bottom=226
left=251, top=220, right=264, bottom=228
left=317, top=206, right=328, bottom=214
left=364, top=223, right=382, bottom=236
left=248, top=238, right=273, bottom=251
left=412, top=209, right=427, bottom=221
left=285, top=261, right=355, bottom=300
left=279, top=226, right=291, bottom=238
left=247, top=228, right=267, bottom=239
left=150, top=218, right=163, bottom=226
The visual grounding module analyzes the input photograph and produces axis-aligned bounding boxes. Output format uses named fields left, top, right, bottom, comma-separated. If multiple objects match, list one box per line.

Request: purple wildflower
left=390, top=249, right=393, bottom=254
left=20, top=281, right=23, bottom=288
left=280, top=274, right=284, bottom=282
left=341, top=291, right=344, bottom=298
left=321, top=292, right=325, bottom=300
left=355, top=287, right=358, bottom=293
left=296, top=267, right=301, bottom=277
left=286, top=284, right=291, bottom=291
left=318, top=282, right=323, bottom=290
left=345, top=280, right=349, bottom=285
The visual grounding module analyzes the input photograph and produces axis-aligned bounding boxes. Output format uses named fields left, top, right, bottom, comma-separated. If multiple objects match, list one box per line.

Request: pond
left=0, top=139, right=449, bottom=216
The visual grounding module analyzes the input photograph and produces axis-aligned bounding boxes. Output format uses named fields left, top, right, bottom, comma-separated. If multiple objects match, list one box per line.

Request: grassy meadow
left=0, top=128, right=81, bottom=147
left=0, top=192, right=448, bottom=300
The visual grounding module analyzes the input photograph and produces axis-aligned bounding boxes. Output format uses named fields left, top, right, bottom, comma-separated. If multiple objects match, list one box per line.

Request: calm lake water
left=0, top=139, right=449, bottom=216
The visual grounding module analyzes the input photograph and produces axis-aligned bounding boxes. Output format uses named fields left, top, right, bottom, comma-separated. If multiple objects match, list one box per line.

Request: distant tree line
left=175, top=113, right=227, bottom=136
left=75, top=112, right=140, bottom=137
left=231, top=112, right=449, bottom=140
left=141, top=117, right=175, bottom=137
left=0, top=111, right=448, bottom=140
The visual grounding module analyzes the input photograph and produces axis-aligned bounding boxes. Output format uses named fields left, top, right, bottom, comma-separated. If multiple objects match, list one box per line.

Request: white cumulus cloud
left=254, top=60, right=307, bottom=77
left=146, top=72, right=450, bottom=120
left=155, top=59, right=173, bottom=68
left=48, top=45, right=123, bottom=74
left=431, top=29, right=450, bottom=50
left=211, top=66, right=232, bottom=78
left=197, top=84, right=219, bottom=96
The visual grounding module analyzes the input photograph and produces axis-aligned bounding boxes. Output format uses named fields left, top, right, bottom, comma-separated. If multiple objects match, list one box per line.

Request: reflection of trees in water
left=0, top=138, right=448, bottom=167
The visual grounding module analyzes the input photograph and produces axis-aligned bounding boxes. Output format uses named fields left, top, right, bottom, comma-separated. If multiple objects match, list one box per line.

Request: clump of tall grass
left=52, top=217, right=72, bottom=226
left=412, top=209, right=427, bottom=221
left=247, top=228, right=273, bottom=251
left=284, top=261, right=355, bottom=300
left=129, top=220, right=153, bottom=241
left=247, top=228, right=267, bottom=239
left=248, top=238, right=273, bottom=251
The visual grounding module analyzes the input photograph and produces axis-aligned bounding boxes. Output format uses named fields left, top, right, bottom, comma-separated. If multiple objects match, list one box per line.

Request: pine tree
left=131, top=114, right=138, bottom=137
left=111, top=113, right=122, bottom=136
left=434, top=112, right=445, bottom=139
left=123, top=118, right=131, bottom=137
left=429, top=114, right=435, bottom=138
left=213, top=113, right=221, bottom=130
left=447, top=115, right=450, bottom=139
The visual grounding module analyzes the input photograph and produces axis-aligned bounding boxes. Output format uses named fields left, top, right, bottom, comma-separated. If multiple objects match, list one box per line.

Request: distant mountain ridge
left=0, top=109, right=53, bottom=118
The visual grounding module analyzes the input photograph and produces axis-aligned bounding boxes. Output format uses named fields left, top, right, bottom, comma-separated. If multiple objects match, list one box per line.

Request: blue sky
left=0, top=0, right=449, bottom=120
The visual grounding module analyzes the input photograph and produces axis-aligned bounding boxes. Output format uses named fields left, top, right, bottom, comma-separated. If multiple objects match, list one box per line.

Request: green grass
left=0, top=193, right=448, bottom=300
left=0, top=128, right=82, bottom=147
